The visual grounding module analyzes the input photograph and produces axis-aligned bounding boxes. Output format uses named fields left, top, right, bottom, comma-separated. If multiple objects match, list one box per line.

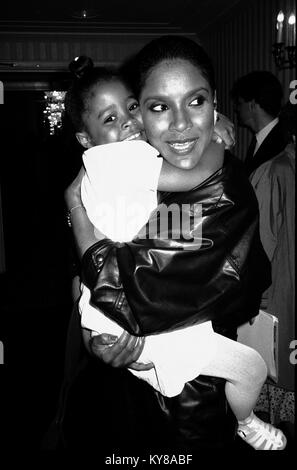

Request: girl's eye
left=190, top=96, right=206, bottom=106
left=129, top=101, right=139, bottom=112
left=104, top=115, right=116, bottom=124
left=149, top=103, right=168, bottom=112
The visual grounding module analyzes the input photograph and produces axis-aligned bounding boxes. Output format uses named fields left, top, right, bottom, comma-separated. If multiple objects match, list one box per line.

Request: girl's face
left=139, top=59, right=215, bottom=170
left=80, top=80, right=145, bottom=147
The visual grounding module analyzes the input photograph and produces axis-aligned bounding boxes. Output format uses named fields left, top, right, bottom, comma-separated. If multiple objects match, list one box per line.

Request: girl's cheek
left=136, top=112, right=144, bottom=125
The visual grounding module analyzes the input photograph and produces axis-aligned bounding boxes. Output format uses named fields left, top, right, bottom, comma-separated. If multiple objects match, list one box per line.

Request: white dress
left=79, top=140, right=217, bottom=397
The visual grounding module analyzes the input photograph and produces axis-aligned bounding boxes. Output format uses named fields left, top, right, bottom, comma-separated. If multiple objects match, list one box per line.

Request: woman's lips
left=167, top=138, right=198, bottom=155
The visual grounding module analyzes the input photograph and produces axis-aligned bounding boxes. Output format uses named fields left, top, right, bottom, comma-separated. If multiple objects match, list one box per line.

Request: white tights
left=201, top=333, right=268, bottom=421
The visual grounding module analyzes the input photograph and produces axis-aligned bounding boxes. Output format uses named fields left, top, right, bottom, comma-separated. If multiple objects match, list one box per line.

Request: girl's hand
left=64, top=166, right=85, bottom=210
left=213, top=112, right=235, bottom=149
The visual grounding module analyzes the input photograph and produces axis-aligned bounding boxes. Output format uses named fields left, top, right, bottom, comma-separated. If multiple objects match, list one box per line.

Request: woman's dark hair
left=65, top=56, right=128, bottom=132
left=122, top=35, right=216, bottom=98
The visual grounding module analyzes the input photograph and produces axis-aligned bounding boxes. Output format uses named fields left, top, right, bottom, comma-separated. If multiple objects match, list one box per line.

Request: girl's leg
left=202, top=333, right=267, bottom=421
left=202, top=334, right=286, bottom=450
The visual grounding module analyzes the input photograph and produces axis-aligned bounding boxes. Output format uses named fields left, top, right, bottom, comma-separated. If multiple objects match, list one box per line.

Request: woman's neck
left=196, top=141, right=225, bottom=181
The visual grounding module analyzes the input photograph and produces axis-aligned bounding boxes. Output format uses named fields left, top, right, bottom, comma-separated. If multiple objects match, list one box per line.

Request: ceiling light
left=71, top=9, right=100, bottom=19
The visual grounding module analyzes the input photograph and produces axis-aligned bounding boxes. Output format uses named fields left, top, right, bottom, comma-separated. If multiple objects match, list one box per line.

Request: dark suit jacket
left=245, top=121, right=289, bottom=176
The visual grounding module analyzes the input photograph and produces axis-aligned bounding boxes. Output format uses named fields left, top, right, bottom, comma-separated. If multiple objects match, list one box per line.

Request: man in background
left=232, top=71, right=295, bottom=442
left=231, top=71, right=289, bottom=176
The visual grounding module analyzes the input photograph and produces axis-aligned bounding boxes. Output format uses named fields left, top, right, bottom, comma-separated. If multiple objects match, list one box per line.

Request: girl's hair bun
left=68, top=55, right=94, bottom=78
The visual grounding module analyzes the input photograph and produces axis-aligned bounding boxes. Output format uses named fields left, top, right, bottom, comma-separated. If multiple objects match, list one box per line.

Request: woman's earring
left=214, top=109, right=218, bottom=124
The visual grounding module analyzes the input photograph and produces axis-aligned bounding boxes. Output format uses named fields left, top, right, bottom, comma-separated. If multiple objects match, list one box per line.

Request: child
left=65, top=57, right=286, bottom=450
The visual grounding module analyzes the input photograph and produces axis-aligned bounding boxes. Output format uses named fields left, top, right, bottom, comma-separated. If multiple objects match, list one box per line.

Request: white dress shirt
left=253, top=117, right=279, bottom=155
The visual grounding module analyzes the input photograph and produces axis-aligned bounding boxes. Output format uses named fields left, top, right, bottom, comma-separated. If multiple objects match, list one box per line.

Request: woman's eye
left=150, top=103, right=168, bottom=112
left=190, top=96, right=206, bottom=106
left=104, top=115, right=116, bottom=124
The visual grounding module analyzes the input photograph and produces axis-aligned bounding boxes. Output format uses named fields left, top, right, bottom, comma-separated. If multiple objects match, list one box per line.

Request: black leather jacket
left=80, top=151, right=271, bottom=449
left=82, top=152, right=270, bottom=334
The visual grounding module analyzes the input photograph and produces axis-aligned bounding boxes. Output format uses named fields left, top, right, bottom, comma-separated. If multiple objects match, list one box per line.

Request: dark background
left=0, top=90, right=83, bottom=449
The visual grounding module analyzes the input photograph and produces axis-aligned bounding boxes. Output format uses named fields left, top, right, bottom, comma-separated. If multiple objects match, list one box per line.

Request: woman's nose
left=170, top=108, right=192, bottom=132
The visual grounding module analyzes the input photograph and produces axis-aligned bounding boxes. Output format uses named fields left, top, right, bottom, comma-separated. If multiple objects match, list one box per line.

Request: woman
left=60, top=36, right=271, bottom=451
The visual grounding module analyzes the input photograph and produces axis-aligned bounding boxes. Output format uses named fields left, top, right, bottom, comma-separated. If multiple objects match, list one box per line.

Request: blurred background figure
left=250, top=100, right=296, bottom=439
left=231, top=71, right=289, bottom=176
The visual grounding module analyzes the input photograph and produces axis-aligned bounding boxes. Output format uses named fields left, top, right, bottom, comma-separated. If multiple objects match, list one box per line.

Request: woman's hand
left=64, top=165, right=85, bottom=210
left=87, top=330, right=154, bottom=371
left=213, top=112, right=235, bottom=149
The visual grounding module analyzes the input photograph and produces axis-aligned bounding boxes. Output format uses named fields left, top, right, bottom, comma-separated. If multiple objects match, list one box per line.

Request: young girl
left=64, top=57, right=286, bottom=450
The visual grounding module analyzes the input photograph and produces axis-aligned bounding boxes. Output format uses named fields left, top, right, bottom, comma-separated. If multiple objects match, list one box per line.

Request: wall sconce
left=273, top=10, right=296, bottom=69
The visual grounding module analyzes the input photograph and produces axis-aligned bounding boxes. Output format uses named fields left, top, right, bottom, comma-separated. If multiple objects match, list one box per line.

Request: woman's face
left=139, top=59, right=215, bottom=169
left=81, top=80, right=145, bottom=147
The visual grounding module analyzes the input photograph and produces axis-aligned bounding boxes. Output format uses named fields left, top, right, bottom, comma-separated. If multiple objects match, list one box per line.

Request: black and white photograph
left=0, top=0, right=295, bottom=460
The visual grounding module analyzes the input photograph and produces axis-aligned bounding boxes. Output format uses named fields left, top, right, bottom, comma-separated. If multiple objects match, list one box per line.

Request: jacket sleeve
left=81, top=155, right=271, bottom=336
